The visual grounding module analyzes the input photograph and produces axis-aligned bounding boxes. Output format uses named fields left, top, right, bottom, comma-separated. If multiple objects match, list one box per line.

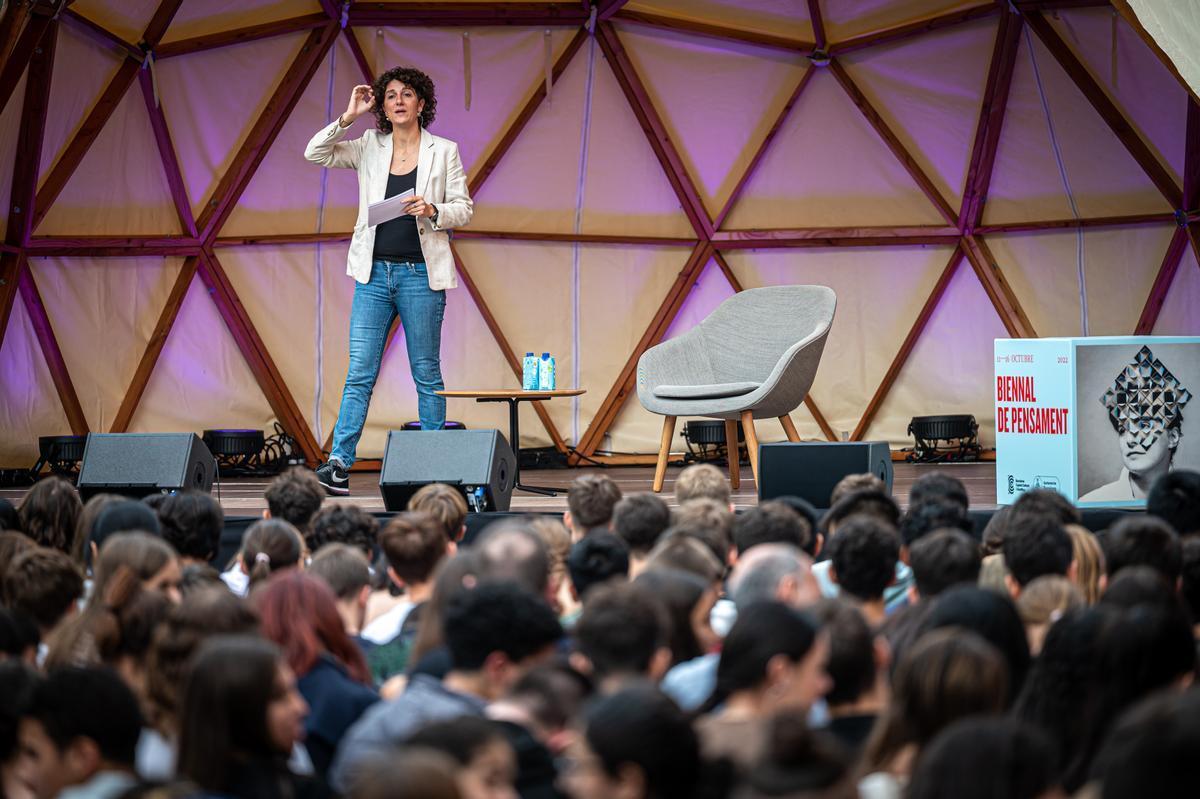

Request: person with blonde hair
left=1015, top=575, right=1084, bottom=655
left=407, top=483, right=468, bottom=543
left=673, top=463, right=731, bottom=508
left=1065, top=524, right=1106, bottom=604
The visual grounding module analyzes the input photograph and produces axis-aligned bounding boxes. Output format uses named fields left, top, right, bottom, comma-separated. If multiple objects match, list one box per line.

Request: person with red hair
left=256, top=572, right=378, bottom=779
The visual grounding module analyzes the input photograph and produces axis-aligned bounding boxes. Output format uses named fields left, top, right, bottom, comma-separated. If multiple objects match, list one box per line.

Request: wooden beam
left=1184, top=99, right=1199, bottom=211
left=853, top=245, right=965, bottom=441
left=469, top=27, right=587, bottom=195
left=1110, top=0, right=1200, bottom=107
left=596, top=0, right=630, bottom=22
left=572, top=242, right=712, bottom=460
left=596, top=22, right=714, bottom=238
left=1023, top=10, right=1182, bottom=210
left=215, top=232, right=353, bottom=247
left=110, top=256, right=199, bottom=432
left=807, top=0, right=827, bottom=52
left=0, top=0, right=31, bottom=69
left=454, top=229, right=696, bottom=246
left=139, top=67, right=198, bottom=237
left=19, top=267, right=89, bottom=435
left=197, top=23, right=339, bottom=241
left=0, top=6, right=52, bottom=116
left=155, top=13, right=330, bottom=59
left=25, top=237, right=201, bottom=257
left=713, top=226, right=960, bottom=244
left=1134, top=226, right=1188, bottom=334
left=830, top=3, right=998, bottom=56
left=714, top=66, right=816, bottom=229
left=976, top=213, right=1176, bottom=234
left=450, top=244, right=569, bottom=453
left=5, top=19, right=54, bottom=248
left=343, top=27, right=375, bottom=84
left=612, top=9, right=813, bottom=54
left=828, top=59, right=959, bottom=226
left=63, top=9, right=143, bottom=60
left=960, top=10, right=1022, bottom=231
left=962, top=233, right=1037, bottom=337
left=0, top=252, right=24, bottom=349
left=348, top=4, right=589, bottom=27
left=197, top=249, right=323, bottom=463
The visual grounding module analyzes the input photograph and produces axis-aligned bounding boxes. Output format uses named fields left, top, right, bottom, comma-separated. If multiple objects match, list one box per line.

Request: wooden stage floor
left=162, top=461, right=999, bottom=517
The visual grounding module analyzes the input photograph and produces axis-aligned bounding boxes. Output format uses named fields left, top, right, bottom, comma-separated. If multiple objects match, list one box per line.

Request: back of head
left=72, top=494, right=122, bottom=564
left=1100, top=515, right=1181, bottom=582
left=241, top=518, right=303, bottom=586
left=346, top=749, right=462, bottom=799
left=567, top=531, right=630, bottom=601
left=728, top=543, right=815, bottom=609
left=584, top=685, right=700, bottom=799
left=4, top=547, right=83, bottom=630
left=732, top=501, right=810, bottom=557
left=632, top=567, right=711, bottom=666
left=672, top=498, right=735, bottom=563
left=567, top=474, right=623, bottom=529
left=907, top=717, right=1059, bottom=799
left=0, top=607, right=39, bottom=660
left=1146, top=469, right=1200, bottom=536
left=0, top=530, right=36, bottom=582
left=307, top=502, right=380, bottom=557
left=407, top=483, right=468, bottom=542
left=379, top=511, right=449, bottom=586
left=575, top=581, right=669, bottom=682
left=642, top=534, right=724, bottom=584
left=1180, top=536, right=1200, bottom=629
left=808, top=599, right=876, bottom=708
left=264, top=467, right=324, bottom=535
left=1016, top=575, right=1084, bottom=626
left=822, top=489, right=900, bottom=536
left=1012, top=488, right=1080, bottom=526
left=474, top=520, right=550, bottom=595
left=256, top=571, right=370, bottom=682
left=28, top=666, right=143, bottom=769
left=0, top=497, right=19, bottom=533
left=708, top=601, right=819, bottom=710
left=909, top=529, right=982, bottom=598
left=612, top=493, right=671, bottom=555
left=826, top=515, right=900, bottom=602
left=899, top=500, right=973, bottom=549
left=920, top=585, right=1030, bottom=703
left=18, top=477, right=82, bottom=553
left=309, top=543, right=371, bottom=600
left=829, top=472, right=886, bottom=506
left=405, top=715, right=508, bottom=765
left=94, top=531, right=177, bottom=598
left=1066, top=525, right=1106, bottom=605
left=92, top=499, right=162, bottom=547
left=442, top=581, right=561, bottom=672
left=1091, top=688, right=1200, bottom=799
left=156, top=491, right=223, bottom=562
left=908, top=473, right=969, bottom=511
left=741, top=712, right=854, bottom=798
left=504, top=663, right=592, bottom=733
left=45, top=566, right=170, bottom=671
left=674, top=463, right=730, bottom=506
left=1002, top=513, right=1072, bottom=587
left=1099, top=565, right=1179, bottom=611
left=771, top=496, right=822, bottom=555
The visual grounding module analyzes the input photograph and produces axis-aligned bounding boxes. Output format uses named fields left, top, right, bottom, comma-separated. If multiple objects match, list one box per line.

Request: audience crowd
left=1, top=459, right=1198, bottom=799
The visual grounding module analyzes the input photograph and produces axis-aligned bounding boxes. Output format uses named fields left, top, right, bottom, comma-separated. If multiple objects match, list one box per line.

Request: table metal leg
left=478, top=398, right=561, bottom=496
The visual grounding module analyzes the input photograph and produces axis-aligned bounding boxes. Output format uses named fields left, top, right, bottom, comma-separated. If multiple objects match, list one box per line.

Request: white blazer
left=304, top=120, right=473, bottom=290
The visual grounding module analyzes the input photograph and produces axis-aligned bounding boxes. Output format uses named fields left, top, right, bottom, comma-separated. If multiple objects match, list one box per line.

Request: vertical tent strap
left=313, top=40, right=338, bottom=446
left=570, top=7, right=599, bottom=445
left=1024, top=24, right=1090, bottom=336
left=375, top=28, right=384, bottom=74
left=143, top=50, right=160, bottom=107
left=463, top=32, right=471, bottom=111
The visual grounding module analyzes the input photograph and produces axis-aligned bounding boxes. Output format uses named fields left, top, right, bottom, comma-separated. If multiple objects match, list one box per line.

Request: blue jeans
left=330, top=259, right=446, bottom=468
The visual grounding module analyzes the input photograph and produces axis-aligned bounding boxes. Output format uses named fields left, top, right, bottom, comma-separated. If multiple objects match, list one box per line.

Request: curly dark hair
left=372, top=66, right=437, bottom=132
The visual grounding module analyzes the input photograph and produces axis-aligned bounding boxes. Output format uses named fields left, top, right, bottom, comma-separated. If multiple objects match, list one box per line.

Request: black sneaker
left=315, top=460, right=350, bottom=495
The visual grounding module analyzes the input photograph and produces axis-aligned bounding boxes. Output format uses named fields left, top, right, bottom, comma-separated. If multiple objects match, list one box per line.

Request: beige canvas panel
left=0, top=69, right=26, bottom=241
left=155, top=33, right=308, bottom=220
left=1153, top=246, right=1200, bottom=337
left=614, top=21, right=809, bottom=219
left=71, top=0, right=162, bottom=45
left=37, top=24, right=125, bottom=188
left=1052, top=8, right=1186, bottom=183
left=623, top=0, right=814, bottom=43
left=26, top=256, right=183, bottom=433
left=723, top=70, right=947, bottom=229
left=839, top=17, right=996, bottom=212
left=868, top=259, right=1008, bottom=447
left=36, top=88, right=182, bottom=236
left=983, top=28, right=1171, bottom=225
left=0, top=300, right=75, bottom=465
left=162, top=0, right=322, bottom=44
left=129, top=275, right=277, bottom=436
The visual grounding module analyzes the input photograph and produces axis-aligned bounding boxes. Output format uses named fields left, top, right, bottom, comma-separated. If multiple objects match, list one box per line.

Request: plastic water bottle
left=522, top=352, right=539, bottom=390
left=539, top=353, right=556, bottom=390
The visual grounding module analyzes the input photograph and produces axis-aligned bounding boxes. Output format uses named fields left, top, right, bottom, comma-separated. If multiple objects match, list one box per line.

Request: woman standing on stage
left=305, top=67, right=473, bottom=495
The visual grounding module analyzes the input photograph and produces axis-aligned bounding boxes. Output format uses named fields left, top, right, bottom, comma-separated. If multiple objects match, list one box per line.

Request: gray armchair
left=636, top=285, right=836, bottom=492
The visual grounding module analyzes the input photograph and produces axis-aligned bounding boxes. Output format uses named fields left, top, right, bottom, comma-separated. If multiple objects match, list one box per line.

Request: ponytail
left=242, top=519, right=304, bottom=588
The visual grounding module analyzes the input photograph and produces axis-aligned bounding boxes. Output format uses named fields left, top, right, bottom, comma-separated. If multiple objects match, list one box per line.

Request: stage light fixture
left=32, top=435, right=87, bottom=477
left=681, top=419, right=744, bottom=465
left=400, top=421, right=467, bottom=431
left=906, top=415, right=981, bottom=463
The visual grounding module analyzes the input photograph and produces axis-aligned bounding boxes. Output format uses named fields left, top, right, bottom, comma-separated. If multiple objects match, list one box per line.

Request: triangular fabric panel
left=26, top=256, right=183, bottom=432
left=726, top=245, right=955, bottom=442
left=579, top=245, right=703, bottom=453
left=724, top=69, right=947, bottom=228
left=662, top=260, right=736, bottom=341
left=39, top=23, right=126, bottom=186
left=1051, top=8, right=1186, bottom=184
left=70, top=0, right=161, bottom=44
left=870, top=259, right=1009, bottom=445
left=839, top=17, right=997, bottom=212
left=623, top=0, right=814, bottom=44
left=0, top=299, right=74, bottom=465
left=162, top=0, right=325, bottom=44
left=989, top=225, right=1176, bottom=338
left=822, top=0, right=980, bottom=42
left=222, top=35, right=364, bottom=237
left=1152, top=247, right=1200, bottom=336
left=0, top=68, right=27, bottom=241
left=129, top=274, right=276, bottom=434
left=615, top=21, right=809, bottom=219
left=155, top=33, right=307, bottom=219
left=36, top=88, right=182, bottom=235
left=982, top=28, right=1173, bottom=225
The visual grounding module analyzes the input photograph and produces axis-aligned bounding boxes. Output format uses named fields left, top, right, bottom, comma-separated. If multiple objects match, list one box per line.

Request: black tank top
left=373, top=169, right=423, bottom=262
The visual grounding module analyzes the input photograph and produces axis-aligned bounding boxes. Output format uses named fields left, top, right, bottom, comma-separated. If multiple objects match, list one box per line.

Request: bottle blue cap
left=541, top=352, right=550, bottom=358
left=526, top=352, right=534, bottom=356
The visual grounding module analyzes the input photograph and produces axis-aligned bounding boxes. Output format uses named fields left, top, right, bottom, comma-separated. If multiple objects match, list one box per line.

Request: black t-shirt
left=373, top=169, right=423, bottom=262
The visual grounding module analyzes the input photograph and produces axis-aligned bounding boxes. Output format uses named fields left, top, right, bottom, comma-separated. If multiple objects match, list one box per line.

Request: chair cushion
left=653, top=381, right=760, bottom=400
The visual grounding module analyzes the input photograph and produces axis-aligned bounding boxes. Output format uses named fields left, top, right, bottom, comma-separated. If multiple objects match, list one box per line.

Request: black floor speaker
left=758, top=441, right=893, bottom=507
left=379, top=429, right=515, bottom=512
left=78, top=433, right=217, bottom=500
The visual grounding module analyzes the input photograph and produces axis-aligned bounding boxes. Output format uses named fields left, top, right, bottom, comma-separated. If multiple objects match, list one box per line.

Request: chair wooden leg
left=779, top=413, right=801, bottom=442
left=653, top=415, right=676, bottom=493
left=724, top=419, right=740, bottom=490
left=740, top=410, right=760, bottom=486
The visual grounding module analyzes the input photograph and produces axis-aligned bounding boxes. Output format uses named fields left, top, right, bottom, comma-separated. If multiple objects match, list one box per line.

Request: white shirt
left=360, top=600, right=415, bottom=645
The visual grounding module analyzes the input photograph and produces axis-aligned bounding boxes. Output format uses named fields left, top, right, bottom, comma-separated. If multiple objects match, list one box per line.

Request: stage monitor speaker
left=379, top=429, right=514, bottom=512
left=758, top=441, right=893, bottom=507
left=78, top=433, right=216, bottom=500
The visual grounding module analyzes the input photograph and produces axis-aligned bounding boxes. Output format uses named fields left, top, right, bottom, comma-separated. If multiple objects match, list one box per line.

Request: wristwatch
left=430, top=207, right=439, bottom=225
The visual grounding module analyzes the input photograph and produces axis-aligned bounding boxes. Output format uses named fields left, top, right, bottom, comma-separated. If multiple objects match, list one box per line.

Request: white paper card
left=367, top=188, right=415, bottom=227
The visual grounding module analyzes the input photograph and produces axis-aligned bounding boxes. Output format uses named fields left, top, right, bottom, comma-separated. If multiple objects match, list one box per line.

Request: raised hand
left=341, top=84, right=374, bottom=126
